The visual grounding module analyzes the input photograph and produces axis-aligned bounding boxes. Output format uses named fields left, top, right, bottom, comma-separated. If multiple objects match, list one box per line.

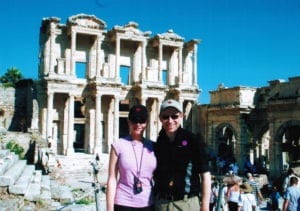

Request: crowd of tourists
left=208, top=167, right=300, bottom=211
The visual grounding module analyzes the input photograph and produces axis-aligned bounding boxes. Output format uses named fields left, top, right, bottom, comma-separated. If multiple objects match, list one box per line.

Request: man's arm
left=200, top=171, right=211, bottom=211
left=282, top=199, right=289, bottom=211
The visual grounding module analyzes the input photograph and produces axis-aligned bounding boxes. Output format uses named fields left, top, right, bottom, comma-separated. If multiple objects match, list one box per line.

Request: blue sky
left=1, top=0, right=300, bottom=104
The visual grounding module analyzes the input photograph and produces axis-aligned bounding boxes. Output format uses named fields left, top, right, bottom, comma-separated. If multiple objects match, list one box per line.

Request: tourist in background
left=153, top=99, right=211, bottom=211
left=269, top=184, right=281, bottom=211
left=225, top=179, right=241, bottom=211
left=238, top=182, right=257, bottom=211
left=210, top=179, right=219, bottom=211
left=246, top=173, right=264, bottom=208
left=282, top=176, right=300, bottom=211
left=282, top=168, right=300, bottom=193
left=106, top=105, right=157, bottom=211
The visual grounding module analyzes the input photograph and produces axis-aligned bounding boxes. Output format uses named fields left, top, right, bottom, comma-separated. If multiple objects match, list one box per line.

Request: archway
left=215, top=123, right=237, bottom=174
left=276, top=120, right=300, bottom=170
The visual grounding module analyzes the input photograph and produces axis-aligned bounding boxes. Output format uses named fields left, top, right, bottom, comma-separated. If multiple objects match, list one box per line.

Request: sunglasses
left=130, top=119, right=147, bottom=124
left=161, top=114, right=180, bottom=120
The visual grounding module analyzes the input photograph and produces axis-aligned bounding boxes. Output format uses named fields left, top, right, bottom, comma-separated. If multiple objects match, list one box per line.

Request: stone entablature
left=210, top=85, right=256, bottom=107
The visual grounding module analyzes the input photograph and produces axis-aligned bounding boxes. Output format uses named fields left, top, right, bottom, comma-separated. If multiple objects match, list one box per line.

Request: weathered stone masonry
left=37, top=14, right=199, bottom=156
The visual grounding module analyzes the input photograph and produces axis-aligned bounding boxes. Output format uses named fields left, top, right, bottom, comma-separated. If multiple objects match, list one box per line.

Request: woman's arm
left=106, top=148, right=119, bottom=211
left=200, top=171, right=211, bottom=211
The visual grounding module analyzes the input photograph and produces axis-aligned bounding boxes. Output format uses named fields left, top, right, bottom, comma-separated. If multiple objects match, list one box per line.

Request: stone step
left=0, top=150, right=108, bottom=210
left=0, top=159, right=26, bottom=186
left=9, top=164, right=35, bottom=194
left=50, top=180, right=74, bottom=204
left=24, top=169, right=42, bottom=201
left=0, top=150, right=19, bottom=175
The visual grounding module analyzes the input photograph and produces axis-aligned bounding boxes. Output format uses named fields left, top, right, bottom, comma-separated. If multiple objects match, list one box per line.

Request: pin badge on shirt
left=181, top=140, right=188, bottom=146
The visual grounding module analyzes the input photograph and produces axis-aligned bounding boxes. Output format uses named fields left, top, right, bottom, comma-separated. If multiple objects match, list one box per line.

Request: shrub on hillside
left=6, top=141, right=24, bottom=159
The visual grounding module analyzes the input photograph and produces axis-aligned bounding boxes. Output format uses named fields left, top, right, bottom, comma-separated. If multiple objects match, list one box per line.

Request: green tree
left=0, top=67, right=24, bottom=87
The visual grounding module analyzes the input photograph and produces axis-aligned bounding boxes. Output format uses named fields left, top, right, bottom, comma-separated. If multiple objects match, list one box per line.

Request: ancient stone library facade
left=37, top=14, right=200, bottom=156
left=0, top=14, right=299, bottom=177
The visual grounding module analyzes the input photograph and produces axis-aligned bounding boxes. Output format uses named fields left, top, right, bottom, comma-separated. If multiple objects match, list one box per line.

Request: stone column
left=157, top=98, right=163, bottom=134
left=158, top=42, right=163, bottom=81
left=46, top=92, right=54, bottom=139
left=141, top=41, right=147, bottom=81
left=115, top=37, right=120, bottom=80
left=193, top=44, right=198, bottom=86
left=70, top=30, right=76, bottom=76
left=96, top=35, right=102, bottom=78
left=66, top=94, right=75, bottom=155
left=88, top=109, right=95, bottom=153
left=95, top=92, right=102, bottom=154
left=178, top=46, right=183, bottom=84
left=49, top=22, right=56, bottom=76
left=44, top=43, right=50, bottom=76
left=113, top=97, right=120, bottom=143
left=269, top=120, right=282, bottom=177
left=179, top=99, right=184, bottom=126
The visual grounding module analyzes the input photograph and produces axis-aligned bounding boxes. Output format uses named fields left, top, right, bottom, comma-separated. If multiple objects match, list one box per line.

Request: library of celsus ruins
left=1, top=14, right=299, bottom=177
left=37, top=14, right=199, bottom=156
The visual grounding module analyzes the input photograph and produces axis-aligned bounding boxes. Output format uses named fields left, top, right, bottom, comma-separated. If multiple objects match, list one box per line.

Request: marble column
left=49, top=22, right=56, bottom=76
left=95, top=92, right=102, bottom=154
left=115, top=37, right=120, bottom=80
left=70, top=30, right=76, bottom=76
left=157, top=99, right=163, bottom=134
left=46, top=92, right=54, bottom=139
left=142, top=41, right=147, bottom=80
left=158, top=42, right=163, bottom=81
left=113, top=97, right=120, bottom=143
left=193, top=44, right=198, bottom=86
left=66, top=94, right=75, bottom=155
left=178, top=46, right=183, bottom=84
left=96, top=35, right=102, bottom=78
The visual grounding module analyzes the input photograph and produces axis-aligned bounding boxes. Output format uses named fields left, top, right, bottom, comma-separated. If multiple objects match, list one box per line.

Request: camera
left=133, top=176, right=143, bottom=194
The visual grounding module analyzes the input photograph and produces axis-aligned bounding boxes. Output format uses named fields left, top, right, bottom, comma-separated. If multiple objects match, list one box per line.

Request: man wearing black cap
left=154, top=99, right=211, bottom=211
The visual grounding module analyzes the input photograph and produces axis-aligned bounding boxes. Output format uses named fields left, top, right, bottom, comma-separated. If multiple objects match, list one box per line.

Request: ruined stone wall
left=0, top=85, right=15, bottom=130
left=0, top=80, right=38, bottom=133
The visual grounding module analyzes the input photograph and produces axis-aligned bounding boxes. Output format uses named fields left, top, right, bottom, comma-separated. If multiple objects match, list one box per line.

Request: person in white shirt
left=238, top=182, right=257, bottom=211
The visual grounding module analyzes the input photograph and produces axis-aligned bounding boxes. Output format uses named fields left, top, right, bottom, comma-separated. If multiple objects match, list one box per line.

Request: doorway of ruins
left=278, top=121, right=300, bottom=169
left=215, top=123, right=237, bottom=174
left=119, top=100, right=129, bottom=138
left=73, top=99, right=85, bottom=152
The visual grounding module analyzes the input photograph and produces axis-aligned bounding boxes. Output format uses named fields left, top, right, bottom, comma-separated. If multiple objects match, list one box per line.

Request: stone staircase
left=0, top=149, right=109, bottom=210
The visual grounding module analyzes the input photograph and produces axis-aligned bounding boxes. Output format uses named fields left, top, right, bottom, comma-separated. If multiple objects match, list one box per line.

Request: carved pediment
left=111, top=21, right=151, bottom=37
left=67, top=13, right=106, bottom=30
left=156, top=29, right=184, bottom=42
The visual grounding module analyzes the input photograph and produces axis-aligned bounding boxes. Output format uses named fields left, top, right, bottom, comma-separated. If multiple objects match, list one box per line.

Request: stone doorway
left=74, top=123, right=85, bottom=152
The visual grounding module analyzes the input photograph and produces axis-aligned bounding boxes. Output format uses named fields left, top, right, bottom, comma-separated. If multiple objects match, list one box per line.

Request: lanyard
left=132, top=141, right=144, bottom=178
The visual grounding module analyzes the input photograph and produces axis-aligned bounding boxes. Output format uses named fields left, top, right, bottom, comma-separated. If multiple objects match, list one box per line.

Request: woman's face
left=128, top=120, right=147, bottom=136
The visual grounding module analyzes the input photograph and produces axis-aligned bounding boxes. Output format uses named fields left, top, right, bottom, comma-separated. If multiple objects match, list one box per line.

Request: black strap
left=132, top=141, right=144, bottom=178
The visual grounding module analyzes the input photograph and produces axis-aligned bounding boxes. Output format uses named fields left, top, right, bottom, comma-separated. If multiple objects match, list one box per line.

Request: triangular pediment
left=67, top=13, right=106, bottom=30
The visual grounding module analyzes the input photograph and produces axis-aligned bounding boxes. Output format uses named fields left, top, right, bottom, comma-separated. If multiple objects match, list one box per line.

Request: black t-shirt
left=154, top=127, right=209, bottom=197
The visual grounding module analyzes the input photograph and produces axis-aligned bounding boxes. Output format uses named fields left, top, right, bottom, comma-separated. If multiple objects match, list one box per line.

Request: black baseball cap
left=128, top=105, right=148, bottom=123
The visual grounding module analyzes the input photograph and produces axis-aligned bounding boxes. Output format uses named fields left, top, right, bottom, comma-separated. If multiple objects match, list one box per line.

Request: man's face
left=159, top=107, right=182, bottom=133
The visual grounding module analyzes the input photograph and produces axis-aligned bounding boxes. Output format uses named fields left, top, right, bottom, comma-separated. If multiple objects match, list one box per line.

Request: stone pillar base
left=65, top=148, right=75, bottom=156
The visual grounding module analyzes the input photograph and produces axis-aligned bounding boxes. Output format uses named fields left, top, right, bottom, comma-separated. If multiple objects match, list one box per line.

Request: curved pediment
left=156, top=29, right=184, bottom=42
left=67, top=13, right=106, bottom=30
left=111, top=21, right=151, bottom=37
